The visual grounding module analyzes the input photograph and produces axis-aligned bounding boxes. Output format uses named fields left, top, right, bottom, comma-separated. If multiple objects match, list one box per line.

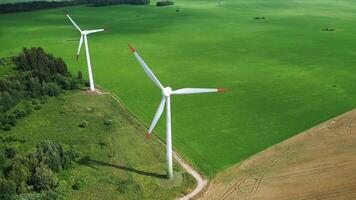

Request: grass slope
left=1, top=0, right=356, bottom=176
left=0, top=91, right=195, bottom=199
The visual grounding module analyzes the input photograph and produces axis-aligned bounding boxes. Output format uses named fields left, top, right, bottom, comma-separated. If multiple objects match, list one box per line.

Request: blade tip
left=217, top=88, right=228, bottom=92
left=76, top=55, right=79, bottom=61
left=145, top=133, right=151, bottom=140
left=128, top=44, right=136, bottom=53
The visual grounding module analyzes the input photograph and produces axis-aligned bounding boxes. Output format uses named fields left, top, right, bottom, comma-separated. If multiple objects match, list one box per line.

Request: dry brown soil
left=198, top=109, right=356, bottom=200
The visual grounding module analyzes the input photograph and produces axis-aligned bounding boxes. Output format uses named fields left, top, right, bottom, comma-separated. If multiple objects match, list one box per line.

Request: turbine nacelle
left=162, top=87, right=172, bottom=97
left=81, top=29, right=105, bottom=35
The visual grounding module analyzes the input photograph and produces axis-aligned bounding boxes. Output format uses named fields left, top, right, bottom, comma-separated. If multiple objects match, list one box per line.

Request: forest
left=0, top=0, right=150, bottom=14
left=0, top=47, right=84, bottom=131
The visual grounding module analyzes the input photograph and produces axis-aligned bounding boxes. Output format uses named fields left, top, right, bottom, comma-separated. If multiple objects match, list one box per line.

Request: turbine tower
left=66, top=13, right=104, bottom=91
left=129, top=44, right=227, bottom=179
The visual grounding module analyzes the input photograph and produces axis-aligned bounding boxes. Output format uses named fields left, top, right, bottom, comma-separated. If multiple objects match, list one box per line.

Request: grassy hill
left=1, top=0, right=356, bottom=177
left=0, top=90, right=195, bottom=199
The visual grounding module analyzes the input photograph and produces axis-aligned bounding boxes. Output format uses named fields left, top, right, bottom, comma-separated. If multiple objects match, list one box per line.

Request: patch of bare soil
left=198, top=109, right=356, bottom=200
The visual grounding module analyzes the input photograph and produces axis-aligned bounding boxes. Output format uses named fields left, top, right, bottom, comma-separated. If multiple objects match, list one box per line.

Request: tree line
left=0, top=47, right=84, bottom=131
left=0, top=140, right=77, bottom=200
left=0, top=0, right=150, bottom=14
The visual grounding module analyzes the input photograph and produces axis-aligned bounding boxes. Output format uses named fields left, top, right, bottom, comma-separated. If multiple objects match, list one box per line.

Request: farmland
left=1, top=0, right=356, bottom=177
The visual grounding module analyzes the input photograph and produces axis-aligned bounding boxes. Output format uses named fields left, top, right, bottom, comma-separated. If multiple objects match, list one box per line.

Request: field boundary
left=95, top=86, right=208, bottom=200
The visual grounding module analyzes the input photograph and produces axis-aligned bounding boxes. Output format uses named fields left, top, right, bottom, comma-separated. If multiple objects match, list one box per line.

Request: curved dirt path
left=198, top=109, right=356, bottom=200
left=96, top=88, right=208, bottom=200
left=173, top=152, right=208, bottom=200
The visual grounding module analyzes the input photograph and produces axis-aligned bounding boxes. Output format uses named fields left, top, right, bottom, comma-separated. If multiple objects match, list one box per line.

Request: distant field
left=0, top=91, right=195, bottom=199
left=1, top=0, right=356, bottom=177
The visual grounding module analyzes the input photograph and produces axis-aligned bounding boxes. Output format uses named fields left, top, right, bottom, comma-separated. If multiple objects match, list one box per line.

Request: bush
left=32, top=164, right=58, bottom=191
left=5, top=146, right=17, bottom=159
left=117, top=179, right=142, bottom=198
left=3, top=124, right=12, bottom=131
left=35, top=140, right=77, bottom=171
left=40, top=96, right=47, bottom=104
left=0, top=178, right=16, bottom=200
left=156, top=0, right=174, bottom=6
left=104, top=119, right=113, bottom=126
left=14, top=110, right=26, bottom=119
left=34, top=105, right=42, bottom=110
left=32, top=100, right=39, bottom=106
left=26, top=108, right=33, bottom=115
left=12, top=190, right=62, bottom=200
left=7, top=158, right=31, bottom=187
left=79, top=121, right=88, bottom=128
left=8, top=114, right=17, bottom=126
left=72, top=180, right=84, bottom=190
left=0, top=148, right=7, bottom=169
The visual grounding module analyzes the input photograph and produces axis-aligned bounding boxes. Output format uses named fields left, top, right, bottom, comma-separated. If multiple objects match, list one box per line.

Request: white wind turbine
left=65, top=12, right=104, bottom=91
left=128, top=44, right=227, bottom=179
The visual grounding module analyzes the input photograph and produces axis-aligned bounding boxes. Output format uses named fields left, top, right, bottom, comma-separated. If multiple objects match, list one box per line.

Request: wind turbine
left=65, top=12, right=104, bottom=91
left=128, top=44, right=227, bottom=179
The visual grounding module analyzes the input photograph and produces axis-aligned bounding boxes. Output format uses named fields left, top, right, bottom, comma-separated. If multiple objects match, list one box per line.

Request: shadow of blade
left=78, top=156, right=167, bottom=179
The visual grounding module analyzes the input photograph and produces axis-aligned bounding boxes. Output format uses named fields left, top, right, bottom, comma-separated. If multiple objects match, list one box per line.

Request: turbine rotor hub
left=163, top=87, right=172, bottom=97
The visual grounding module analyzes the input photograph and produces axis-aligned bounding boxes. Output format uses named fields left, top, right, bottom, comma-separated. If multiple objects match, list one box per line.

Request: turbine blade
left=76, top=35, right=83, bottom=61
left=172, top=88, right=228, bottom=95
left=128, top=44, right=164, bottom=90
left=66, top=14, right=82, bottom=32
left=86, top=29, right=105, bottom=34
left=146, top=97, right=166, bottom=140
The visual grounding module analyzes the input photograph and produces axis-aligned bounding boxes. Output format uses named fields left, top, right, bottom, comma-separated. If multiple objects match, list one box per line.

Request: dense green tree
left=32, top=164, right=58, bottom=191
left=0, top=0, right=150, bottom=14
left=0, top=47, right=85, bottom=115
left=7, top=157, right=31, bottom=188
left=5, top=146, right=17, bottom=159
left=0, top=178, right=16, bottom=200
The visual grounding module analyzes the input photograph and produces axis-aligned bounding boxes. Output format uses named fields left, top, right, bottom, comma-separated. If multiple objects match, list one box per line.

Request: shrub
left=35, top=140, right=76, bottom=171
left=26, top=108, right=33, bottom=115
left=3, top=124, right=12, bottom=131
left=34, top=105, right=42, bottom=110
left=156, top=0, right=174, bottom=6
left=104, top=119, right=113, bottom=126
left=61, top=149, right=77, bottom=170
left=0, top=149, right=7, bottom=170
left=15, top=110, right=26, bottom=119
left=8, top=114, right=17, bottom=126
left=40, top=96, right=47, bottom=104
left=79, top=121, right=88, bottom=128
left=117, top=179, right=141, bottom=194
left=72, top=180, right=84, bottom=190
left=5, top=146, right=17, bottom=159
left=13, top=190, right=62, bottom=200
left=32, top=100, right=39, bottom=105
left=7, top=158, right=31, bottom=187
left=32, top=164, right=58, bottom=191
left=0, top=178, right=16, bottom=200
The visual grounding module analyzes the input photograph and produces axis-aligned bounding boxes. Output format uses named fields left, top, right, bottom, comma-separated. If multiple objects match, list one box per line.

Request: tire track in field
left=221, top=150, right=290, bottom=200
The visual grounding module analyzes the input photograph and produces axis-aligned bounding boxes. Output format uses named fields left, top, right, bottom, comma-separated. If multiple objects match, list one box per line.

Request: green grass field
left=0, top=91, right=195, bottom=199
left=1, top=0, right=356, bottom=177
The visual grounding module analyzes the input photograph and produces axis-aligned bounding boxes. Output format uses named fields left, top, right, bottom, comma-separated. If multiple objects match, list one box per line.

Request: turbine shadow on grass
left=78, top=156, right=166, bottom=179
